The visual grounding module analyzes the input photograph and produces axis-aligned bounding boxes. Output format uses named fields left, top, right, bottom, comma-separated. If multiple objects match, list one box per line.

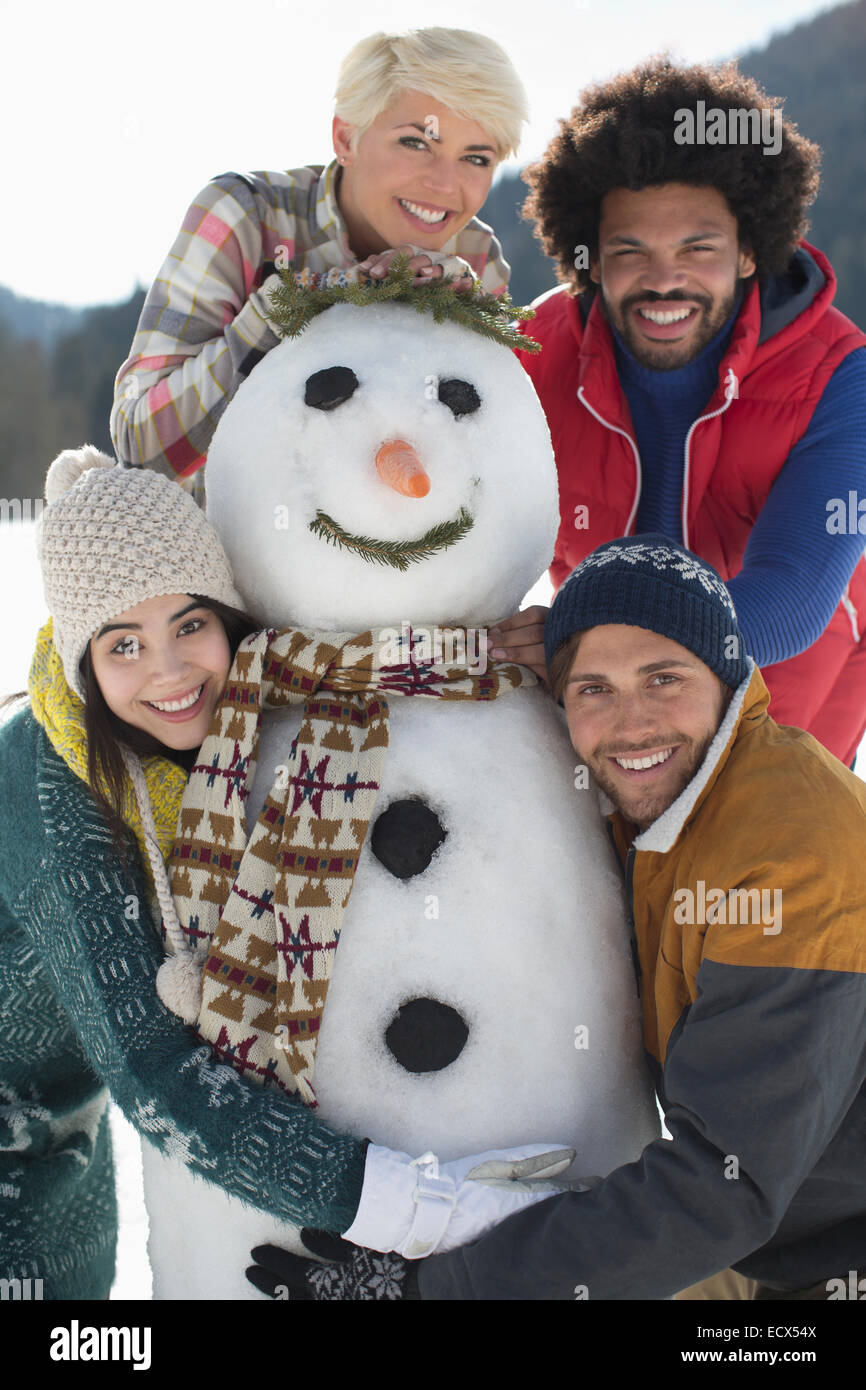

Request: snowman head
left=206, top=297, right=558, bottom=630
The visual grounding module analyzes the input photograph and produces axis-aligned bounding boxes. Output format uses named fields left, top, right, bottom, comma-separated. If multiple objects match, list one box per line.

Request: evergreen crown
left=265, top=255, right=540, bottom=352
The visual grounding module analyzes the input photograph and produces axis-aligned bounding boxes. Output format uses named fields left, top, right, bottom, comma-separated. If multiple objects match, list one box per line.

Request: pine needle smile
left=309, top=506, right=475, bottom=571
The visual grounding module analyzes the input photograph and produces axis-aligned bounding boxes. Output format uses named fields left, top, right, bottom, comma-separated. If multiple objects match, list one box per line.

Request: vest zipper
left=840, top=584, right=861, bottom=643
left=681, top=368, right=739, bottom=549
left=577, top=386, right=642, bottom=535
left=579, top=367, right=739, bottom=546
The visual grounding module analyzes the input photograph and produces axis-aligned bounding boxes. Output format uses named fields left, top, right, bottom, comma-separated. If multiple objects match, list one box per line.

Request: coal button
left=370, top=798, right=446, bottom=879
left=385, top=997, right=469, bottom=1073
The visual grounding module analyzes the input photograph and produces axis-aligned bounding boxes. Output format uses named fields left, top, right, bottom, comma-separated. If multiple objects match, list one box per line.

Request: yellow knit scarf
left=26, top=620, right=187, bottom=892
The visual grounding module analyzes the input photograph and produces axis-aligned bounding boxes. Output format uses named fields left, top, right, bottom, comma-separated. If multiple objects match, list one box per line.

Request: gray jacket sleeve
left=418, top=956, right=866, bottom=1300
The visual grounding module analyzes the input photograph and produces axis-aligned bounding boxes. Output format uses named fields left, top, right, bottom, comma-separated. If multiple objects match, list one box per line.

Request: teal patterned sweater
left=0, top=707, right=365, bottom=1299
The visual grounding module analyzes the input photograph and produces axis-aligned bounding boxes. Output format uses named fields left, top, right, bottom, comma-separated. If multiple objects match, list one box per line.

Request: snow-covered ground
left=2, top=518, right=863, bottom=1299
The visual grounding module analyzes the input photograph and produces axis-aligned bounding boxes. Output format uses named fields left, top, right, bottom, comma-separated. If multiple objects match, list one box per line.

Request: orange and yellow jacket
left=421, top=660, right=866, bottom=1300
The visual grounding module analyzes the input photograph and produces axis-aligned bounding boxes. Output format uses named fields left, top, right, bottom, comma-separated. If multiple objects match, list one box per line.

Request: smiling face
left=561, top=625, right=731, bottom=831
left=590, top=183, right=756, bottom=370
left=205, top=303, right=558, bottom=631
left=89, top=594, right=231, bottom=750
left=332, top=90, right=498, bottom=259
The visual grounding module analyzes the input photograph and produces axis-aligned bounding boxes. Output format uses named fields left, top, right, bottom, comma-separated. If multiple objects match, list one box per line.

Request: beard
left=601, top=283, right=741, bottom=371
left=588, top=724, right=720, bottom=831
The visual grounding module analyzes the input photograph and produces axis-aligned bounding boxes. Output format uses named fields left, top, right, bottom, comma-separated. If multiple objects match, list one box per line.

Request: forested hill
left=0, top=0, right=863, bottom=497
left=0, top=287, right=144, bottom=499
left=738, top=0, right=865, bottom=325
left=483, top=0, right=866, bottom=311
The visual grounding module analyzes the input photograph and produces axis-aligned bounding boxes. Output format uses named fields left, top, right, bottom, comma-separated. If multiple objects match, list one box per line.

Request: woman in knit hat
left=0, top=447, right=288, bottom=1298
left=1, top=449, right=367, bottom=1299
left=0, top=448, right=566, bottom=1301
left=33, top=447, right=256, bottom=886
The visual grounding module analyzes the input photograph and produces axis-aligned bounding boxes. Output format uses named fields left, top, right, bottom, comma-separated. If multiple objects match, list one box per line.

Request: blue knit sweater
left=0, top=707, right=365, bottom=1299
left=616, top=318, right=866, bottom=667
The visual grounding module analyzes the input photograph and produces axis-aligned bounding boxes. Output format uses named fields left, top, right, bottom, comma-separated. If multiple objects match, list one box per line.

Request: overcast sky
left=0, top=0, right=837, bottom=306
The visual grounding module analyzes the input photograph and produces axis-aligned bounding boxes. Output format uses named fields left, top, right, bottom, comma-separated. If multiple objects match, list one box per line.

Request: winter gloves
left=341, top=1142, right=577, bottom=1259
left=246, top=1143, right=581, bottom=1300
left=247, top=1230, right=420, bottom=1301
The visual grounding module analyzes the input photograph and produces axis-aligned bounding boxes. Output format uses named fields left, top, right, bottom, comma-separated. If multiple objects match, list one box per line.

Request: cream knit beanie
left=36, top=446, right=245, bottom=698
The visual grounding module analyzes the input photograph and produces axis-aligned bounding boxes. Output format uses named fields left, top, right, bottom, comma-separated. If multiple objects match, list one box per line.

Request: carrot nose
left=375, top=439, right=430, bottom=498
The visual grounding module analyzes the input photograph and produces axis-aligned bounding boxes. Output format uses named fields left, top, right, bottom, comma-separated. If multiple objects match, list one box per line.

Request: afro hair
left=523, top=55, right=821, bottom=293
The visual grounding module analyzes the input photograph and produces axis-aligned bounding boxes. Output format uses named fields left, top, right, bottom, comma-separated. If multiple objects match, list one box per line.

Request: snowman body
left=141, top=304, right=659, bottom=1299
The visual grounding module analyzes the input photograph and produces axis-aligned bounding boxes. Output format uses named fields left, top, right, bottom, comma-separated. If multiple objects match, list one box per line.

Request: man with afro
left=497, top=57, right=866, bottom=770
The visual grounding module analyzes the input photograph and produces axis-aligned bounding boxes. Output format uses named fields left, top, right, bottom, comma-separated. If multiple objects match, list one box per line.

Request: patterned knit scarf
left=170, top=624, right=534, bottom=1105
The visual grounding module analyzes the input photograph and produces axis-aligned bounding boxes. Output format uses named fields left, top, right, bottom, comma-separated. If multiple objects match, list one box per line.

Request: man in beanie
left=417, top=536, right=866, bottom=1301
left=500, top=56, right=866, bottom=770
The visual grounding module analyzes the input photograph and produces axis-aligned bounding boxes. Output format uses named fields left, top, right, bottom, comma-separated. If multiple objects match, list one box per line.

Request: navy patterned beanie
left=545, top=535, right=750, bottom=689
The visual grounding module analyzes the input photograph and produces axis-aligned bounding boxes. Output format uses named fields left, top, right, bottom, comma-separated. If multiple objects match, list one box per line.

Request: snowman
left=141, top=270, right=659, bottom=1298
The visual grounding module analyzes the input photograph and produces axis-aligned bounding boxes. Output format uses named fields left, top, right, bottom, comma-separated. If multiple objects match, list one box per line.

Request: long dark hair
left=78, top=595, right=261, bottom=864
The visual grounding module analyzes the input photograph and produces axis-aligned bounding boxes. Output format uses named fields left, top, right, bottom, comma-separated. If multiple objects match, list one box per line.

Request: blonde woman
left=111, top=27, right=528, bottom=482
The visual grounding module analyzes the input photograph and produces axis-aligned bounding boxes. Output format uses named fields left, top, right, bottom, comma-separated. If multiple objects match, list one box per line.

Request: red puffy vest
left=518, top=243, right=866, bottom=766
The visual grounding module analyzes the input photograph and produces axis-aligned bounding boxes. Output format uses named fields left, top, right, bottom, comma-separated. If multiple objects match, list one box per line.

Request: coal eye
left=305, top=366, right=359, bottom=411
left=438, top=378, right=481, bottom=418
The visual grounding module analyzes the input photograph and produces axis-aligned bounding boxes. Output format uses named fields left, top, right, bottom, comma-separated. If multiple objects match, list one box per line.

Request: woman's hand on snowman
left=487, top=605, right=550, bottom=682
left=341, top=1142, right=576, bottom=1259
left=246, top=1228, right=420, bottom=1301
left=358, top=244, right=476, bottom=290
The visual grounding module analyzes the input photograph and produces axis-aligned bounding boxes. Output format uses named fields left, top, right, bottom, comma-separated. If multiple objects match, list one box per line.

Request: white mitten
left=342, top=1143, right=577, bottom=1259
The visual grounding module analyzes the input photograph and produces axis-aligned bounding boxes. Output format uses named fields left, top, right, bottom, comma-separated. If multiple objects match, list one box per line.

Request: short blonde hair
left=335, top=28, right=528, bottom=161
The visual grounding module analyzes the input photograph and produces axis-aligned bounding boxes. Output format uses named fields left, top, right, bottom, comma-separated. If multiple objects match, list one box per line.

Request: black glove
left=246, top=1228, right=421, bottom=1301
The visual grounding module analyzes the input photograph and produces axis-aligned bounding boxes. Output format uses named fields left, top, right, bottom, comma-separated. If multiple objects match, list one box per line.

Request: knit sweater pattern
left=0, top=707, right=365, bottom=1299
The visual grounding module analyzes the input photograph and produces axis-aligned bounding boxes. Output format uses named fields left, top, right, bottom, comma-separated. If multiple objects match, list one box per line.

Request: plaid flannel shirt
left=111, top=161, right=510, bottom=482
